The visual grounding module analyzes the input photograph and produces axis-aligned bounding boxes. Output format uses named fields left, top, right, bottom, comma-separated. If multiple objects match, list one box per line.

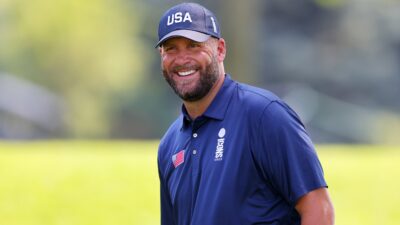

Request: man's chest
left=164, top=118, right=257, bottom=208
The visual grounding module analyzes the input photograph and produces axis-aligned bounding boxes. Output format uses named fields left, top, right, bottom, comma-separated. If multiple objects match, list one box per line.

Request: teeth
left=178, top=70, right=196, bottom=76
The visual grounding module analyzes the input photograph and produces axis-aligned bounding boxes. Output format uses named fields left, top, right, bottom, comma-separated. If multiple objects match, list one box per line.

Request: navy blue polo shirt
left=158, top=75, right=327, bottom=225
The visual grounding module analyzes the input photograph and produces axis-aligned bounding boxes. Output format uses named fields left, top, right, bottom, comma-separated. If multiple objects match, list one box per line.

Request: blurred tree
left=0, top=0, right=147, bottom=137
left=257, top=0, right=400, bottom=143
left=1, top=0, right=399, bottom=143
left=213, top=0, right=261, bottom=84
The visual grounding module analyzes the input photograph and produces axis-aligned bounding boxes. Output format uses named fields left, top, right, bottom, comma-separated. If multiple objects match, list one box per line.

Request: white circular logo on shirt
left=218, top=128, right=226, bottom=138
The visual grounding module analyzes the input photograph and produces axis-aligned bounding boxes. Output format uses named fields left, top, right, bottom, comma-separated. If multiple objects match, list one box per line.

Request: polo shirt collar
left=181, top=74, right=236, bottom=126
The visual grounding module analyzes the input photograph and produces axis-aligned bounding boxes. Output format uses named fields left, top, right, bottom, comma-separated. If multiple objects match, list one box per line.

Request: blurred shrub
left=0, top=0, right=147, bottom=137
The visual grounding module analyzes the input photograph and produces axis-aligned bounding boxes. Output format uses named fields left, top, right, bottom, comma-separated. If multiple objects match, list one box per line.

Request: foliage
left=0, top=0, right=147, bottom=137
left=1, top=0, right=400, bottom=141
left=0, top=142, right=399, bottom=225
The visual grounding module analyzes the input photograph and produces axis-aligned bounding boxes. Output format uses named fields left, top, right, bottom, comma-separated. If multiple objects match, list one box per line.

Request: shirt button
left=193, top=133, right=198, bottom=138
left=193, top=150, right=197, bottom=155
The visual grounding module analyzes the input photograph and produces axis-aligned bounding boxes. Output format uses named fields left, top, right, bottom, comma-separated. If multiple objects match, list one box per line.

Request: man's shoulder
left=234, top=81, right=303, bottom=125
left=234, top=81, right=281, bottom=111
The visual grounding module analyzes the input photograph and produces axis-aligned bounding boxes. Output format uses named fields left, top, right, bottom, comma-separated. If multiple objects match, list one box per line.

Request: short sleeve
left=158, top=147, right=176, bottom=225
left=251, top=101, right=327, bottom=205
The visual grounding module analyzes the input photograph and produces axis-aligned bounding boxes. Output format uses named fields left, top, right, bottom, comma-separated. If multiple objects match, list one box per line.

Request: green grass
left=0, top=142, right=399, bottom=225
left=0, top=141, right=160, bottom=225
left=319, top=145, right=400, bottom=225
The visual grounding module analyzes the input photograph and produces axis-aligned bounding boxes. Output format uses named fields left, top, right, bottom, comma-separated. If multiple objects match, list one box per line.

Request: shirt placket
left=190, top=124, right=201, bottom=182
left=188, top=117, right=209, bottom=211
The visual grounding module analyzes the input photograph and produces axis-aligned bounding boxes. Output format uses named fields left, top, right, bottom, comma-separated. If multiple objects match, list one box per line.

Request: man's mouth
left=177, top=69, right=196, bottom=77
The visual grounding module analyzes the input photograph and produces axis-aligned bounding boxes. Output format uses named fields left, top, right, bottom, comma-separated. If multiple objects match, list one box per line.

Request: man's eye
left=163, top=46, right=175, bottom=52
left=189, top=43, right=201, bottom=48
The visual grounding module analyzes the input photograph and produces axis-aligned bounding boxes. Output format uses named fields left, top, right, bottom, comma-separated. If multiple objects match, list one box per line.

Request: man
left=156, top=2, right=334, bottom=225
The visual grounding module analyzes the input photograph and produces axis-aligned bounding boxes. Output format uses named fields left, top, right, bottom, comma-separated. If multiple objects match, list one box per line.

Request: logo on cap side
left=210, top=17, right=217, bottom=33
left=167, top=12, right=193, bottom=26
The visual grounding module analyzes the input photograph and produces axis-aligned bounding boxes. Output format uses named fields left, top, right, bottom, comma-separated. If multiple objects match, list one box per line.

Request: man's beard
left=162, top=57, right=220, bottom=102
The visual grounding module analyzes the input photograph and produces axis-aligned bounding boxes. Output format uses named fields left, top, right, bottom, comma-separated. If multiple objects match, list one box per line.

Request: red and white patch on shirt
left=172, top=150, right=185, bottom=168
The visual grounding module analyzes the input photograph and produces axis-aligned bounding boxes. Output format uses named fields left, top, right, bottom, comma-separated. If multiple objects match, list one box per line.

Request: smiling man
left=156, top=3, right=334, bottom=225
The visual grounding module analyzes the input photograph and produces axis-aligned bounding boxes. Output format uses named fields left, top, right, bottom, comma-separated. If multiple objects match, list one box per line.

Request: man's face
left=160, top=37, right=221, bottom=102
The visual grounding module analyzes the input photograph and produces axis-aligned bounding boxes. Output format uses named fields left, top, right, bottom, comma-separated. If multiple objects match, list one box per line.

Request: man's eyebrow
left=162, top=42, right=174, bottom=48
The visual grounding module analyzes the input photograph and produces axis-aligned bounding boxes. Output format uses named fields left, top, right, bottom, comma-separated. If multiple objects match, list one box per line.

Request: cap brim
left=155, top=30, right=211, bottom=47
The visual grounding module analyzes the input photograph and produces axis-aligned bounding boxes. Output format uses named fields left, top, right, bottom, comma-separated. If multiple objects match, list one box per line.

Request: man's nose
left=174, top=49, right=191, bottom=64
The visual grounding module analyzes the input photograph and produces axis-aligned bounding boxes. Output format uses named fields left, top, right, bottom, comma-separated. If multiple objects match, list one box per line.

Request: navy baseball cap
left=156, top=2, right=221, bottom=47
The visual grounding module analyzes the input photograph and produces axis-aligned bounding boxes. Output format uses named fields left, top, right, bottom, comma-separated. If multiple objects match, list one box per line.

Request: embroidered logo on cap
left=167, top=12, right=193, bottom=26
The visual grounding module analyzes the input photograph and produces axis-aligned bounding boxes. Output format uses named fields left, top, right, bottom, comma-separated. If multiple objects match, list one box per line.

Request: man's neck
left=183, top=74, right=225, bottom=120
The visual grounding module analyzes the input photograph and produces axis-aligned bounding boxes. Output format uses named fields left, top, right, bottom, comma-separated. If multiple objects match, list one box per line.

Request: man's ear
left=217, top=38, right=226, bottom=62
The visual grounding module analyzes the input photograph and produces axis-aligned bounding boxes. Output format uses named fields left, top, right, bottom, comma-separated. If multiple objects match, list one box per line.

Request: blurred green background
left=1, top=0, right=399, bottom=143
left=1, top=0, right=400, bottom=224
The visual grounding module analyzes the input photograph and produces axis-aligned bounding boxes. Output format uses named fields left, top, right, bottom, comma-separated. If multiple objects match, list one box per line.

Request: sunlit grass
left=0, top=141, right=160, bottom=225
left=318, top=145, right=400, bottom=225
left=0, top=142, right=399, bottom=225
